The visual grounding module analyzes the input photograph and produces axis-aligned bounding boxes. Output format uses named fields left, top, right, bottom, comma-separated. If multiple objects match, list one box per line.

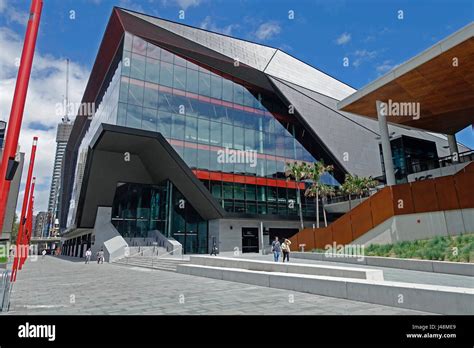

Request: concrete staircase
left=113, top=256, right=188, bottom=272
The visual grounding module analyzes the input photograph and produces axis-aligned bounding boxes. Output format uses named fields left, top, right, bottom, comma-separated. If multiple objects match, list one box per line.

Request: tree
left=340, top=174, right=378, bottom=210
left=11, top=213, right=19, bottom=243
left=304, top=161, right=334, bottom=228
left=285, top=161, right=308, bottom=230
left=318, top=184, right=336, bottom=227
left=340, top=174, right=358, bottom=210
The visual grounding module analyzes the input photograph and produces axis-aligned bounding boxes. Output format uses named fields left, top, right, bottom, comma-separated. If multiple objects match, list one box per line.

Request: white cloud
left=0, top=0, right=28, bottom=26
left=199, top=16, right=238, bottom=36
left=335, top=32, right=351, bottom=45
left=352, top=49, right=377, bottom=67
left=118, top=0, right=145, bottom=13
left=162, top=0, right=204, bottom=10
left=376, top=60, right=394, bottom=74
left=254, top=21, right=281, bottom=41
left=0, top=27, right=89, bottom=215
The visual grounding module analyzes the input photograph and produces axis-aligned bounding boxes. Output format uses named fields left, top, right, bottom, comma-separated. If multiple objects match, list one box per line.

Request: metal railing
left=0, top=269, right=12, bottom=312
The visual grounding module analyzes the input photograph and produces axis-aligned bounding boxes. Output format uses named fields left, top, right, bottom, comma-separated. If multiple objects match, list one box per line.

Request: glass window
left=161, top=48, right=174, bottom=63
left=117, top=102, right=127, bottom=126
left=210, top=75, right=222, bottom=100
left=171, top=113, right=185, bottom=140
left=222, top=124, right=233, bottom=148
left=122, top=50, right=131, bottom=76
left=158, top=93, right=172, bottom=112
left=126, top=104, right=142, bottom=129
left=145, top=58, right=160, bottom=84
left=186, top=68, right=199, bottom=94
left=222, top=78, right=233, bottom=102
left=185, top=117, right=197, bottom=142
left=146, top=43, right=160, bottom=59
left=128, top=81, right=144, bottom=106
left=233, top=83, right=244, bottom=105
left=143, top=85, right=158, bottom=109
left=244, top=128, right=256, bottom=151
left=264, top=132, right=275, bottom=155
left=266, top=159, right=276, bottom=178
left=197, top=149, right=210, bottom=169
left=210, top=149, right=222, bottom=172
left=257, top=203, right=267, bottom=214
left=173, top=64, right=186, bottom=90
left=233, top=127, right=244, bottom=150
left=184, top=144, right=197, bottom=168
left=119, top=79, right=129, bottom=102
left=197, top=119, right=210, bottom=144
left=243, top=87, right=255, bottom=107
left=267, top=204, right=277, bottom=215
left=246, top=202, right=257, bottom=214
left=157, top=111, right=172, bottom=138
left=130, top=53, right=146, bottom=80
left=211, top=181, right=221, bottom=198
left=234, top=201, right=245, bottom=213
left=267, top=186, right=277, bottom=202
left=223, top=200, right=233, bottom=212
left=174, top=54, right=187, bottom=67
left=256, top=156, right=266, bottom=177
left=275, top=160, right=286, bottom=179
left=159, top=61, right=173, bottom=87
left=132, top=35, right=147, bottom=55
left=257, top=186, right=266, bottom=202
left=234, top=183, right=245, bottom=200
left=209, top=121, right=221, bottom=147
left=285, top=136, right=295, bottom=159
left=245, top=184, right=256, bottom=201
left=124, top=32, right=133, bottom=51
left=142, top=108, right=157, bottom=131
left=223, top=183, right=233, bottom=199
left=198, top=71, right=210, bottom=97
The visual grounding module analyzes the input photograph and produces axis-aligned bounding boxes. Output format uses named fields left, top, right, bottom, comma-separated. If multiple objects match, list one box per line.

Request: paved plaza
left=5, top=256, right=430, bottom=315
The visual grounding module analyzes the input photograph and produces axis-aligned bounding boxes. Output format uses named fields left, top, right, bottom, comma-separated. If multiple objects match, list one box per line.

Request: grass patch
left=313, top=234, right=474, bottom=262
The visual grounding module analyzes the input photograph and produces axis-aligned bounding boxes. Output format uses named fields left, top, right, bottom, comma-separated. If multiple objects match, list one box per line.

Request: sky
left=0, top=0, right=473, bottom=214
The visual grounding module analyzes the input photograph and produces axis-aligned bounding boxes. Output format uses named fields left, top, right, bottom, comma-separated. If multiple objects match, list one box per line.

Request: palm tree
left=341, top=174, right=378, bottom=210
left=318, top=184, right=336, bottom=227
left=285, top=161, right=308, bottom=230
left=340, top=174, right=358, bottom=210
left=304, top=161, right=334, bottom=228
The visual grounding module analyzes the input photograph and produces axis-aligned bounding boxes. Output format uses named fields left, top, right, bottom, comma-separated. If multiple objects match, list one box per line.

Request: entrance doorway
left=242, top=228, right=259, bottom=253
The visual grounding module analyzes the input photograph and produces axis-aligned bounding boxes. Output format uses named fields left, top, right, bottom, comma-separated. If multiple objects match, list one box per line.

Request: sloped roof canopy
left=75, top=124, right=225, bottom=228
left=338, top=22, right=474, bottom=135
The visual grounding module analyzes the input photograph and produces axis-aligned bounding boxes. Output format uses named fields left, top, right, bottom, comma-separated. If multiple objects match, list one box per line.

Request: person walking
left=210, top=242, right=218, bottom=256
left=85, top=248, right=92, bottom=264
left=97, top=248, right=104, bottom=264
left=281, top=239, right=292, bottom=262
left=271, top=236, right=281, bottom=262
left=41, top=249, right=46, bottom=259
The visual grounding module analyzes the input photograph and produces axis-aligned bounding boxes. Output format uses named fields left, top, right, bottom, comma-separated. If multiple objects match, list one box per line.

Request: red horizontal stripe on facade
left=192, top=170, right=305, bottom=189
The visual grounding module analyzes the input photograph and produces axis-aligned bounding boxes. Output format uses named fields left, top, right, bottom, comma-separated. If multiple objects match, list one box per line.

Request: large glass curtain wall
left=117, top=33, right=338, bottom=217
left=111, top=181, right=208, bottom=254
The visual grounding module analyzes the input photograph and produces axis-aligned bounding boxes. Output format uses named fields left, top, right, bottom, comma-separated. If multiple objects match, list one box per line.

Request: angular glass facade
left=66, top=31, right=340, bottom=253
left=117, top=33, right=338, bottom=217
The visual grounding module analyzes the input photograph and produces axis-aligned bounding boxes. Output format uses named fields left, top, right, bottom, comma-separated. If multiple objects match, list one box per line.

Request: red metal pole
left=0, top=0, right=43, bottom=237
left=11, top=137, right=37, bottom=281
left=20, top=185, right=35, bottom=269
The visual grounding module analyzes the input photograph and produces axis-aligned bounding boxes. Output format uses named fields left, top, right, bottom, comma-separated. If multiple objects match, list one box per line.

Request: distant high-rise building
left=47, top=121, right=73, bottom=235
left=33, top=211, right=48, bottom=237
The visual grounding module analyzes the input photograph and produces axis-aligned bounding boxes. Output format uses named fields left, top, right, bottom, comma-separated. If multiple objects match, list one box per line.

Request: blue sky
left=2, top=0, right=473, bottom=145
left=0, top=0, right=472, bottom=211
